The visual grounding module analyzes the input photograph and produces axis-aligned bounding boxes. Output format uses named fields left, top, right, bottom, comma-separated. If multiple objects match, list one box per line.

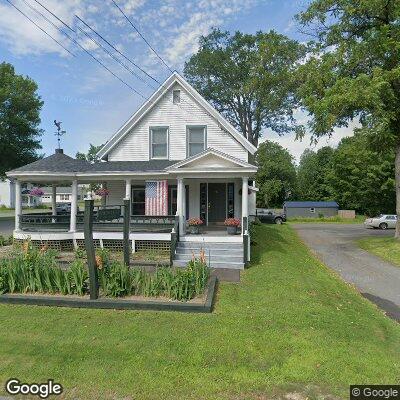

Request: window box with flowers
left=224, top=218, right=240, bottom=235
left=187, top=218, right=203, bottom=234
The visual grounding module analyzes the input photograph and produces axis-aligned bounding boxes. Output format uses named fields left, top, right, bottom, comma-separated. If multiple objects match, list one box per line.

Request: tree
left=255, top=141, right=297, bottom=208
left=297, top=146, right=335, bottom=200
left=296, top=1, right=400, bottom=235
left=76, top=143, right=103, bottom=163
left=327, top=134, right=395, bottom=216
left=76, top=143, right=104, bottom=192
left=0, top=62, right=43, bottom=176
left=184, top=29, right=305, bottom=147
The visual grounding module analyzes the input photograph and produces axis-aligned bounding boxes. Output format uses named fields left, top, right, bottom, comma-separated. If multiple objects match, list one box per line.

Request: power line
left=111, top=0, right=173, bottom=73
left=76, top=24, right=156, bottom=91
left=75, top=15, right=159, bottom=86
left=23, top=0, right=146, bottom=98
left=32, top=0, right=75, bottom=33
left=4, top=0, right=75, bottom=57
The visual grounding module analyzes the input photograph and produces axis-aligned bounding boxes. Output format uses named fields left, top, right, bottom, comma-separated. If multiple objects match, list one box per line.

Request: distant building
left=283, top=201, right=339, bottom=218
left=0, top=179, right=40, bottom=208
left=41, top=186, right=86, bottom=204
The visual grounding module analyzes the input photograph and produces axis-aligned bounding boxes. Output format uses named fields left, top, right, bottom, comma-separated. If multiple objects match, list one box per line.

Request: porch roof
left=6, top=148, right=257, bottom=180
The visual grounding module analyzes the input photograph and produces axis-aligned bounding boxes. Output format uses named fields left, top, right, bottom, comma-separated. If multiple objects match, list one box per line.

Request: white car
left=364, top=214, right=397, bottom=230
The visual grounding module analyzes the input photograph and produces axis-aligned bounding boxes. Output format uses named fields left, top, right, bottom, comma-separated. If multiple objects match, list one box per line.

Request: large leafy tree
left=76, top=143, right=104, bottom=163
left=327, top=134, right=395, bottom=215
left=0, top=62, right=43, bottom=176
left=297, top=146, right=335, bottom=200
left=296, top=1, right=400, bottom=235
left=184, top=29, right=305, bottom=147
left=255, top=141, right=297, bottom=208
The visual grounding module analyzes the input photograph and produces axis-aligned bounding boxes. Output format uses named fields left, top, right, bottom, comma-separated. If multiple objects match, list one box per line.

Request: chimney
left=55, top=149, right=64, bottom=154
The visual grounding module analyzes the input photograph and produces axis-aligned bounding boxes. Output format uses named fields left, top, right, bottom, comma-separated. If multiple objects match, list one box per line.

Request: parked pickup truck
left=255, top=208, right=287, bottom=224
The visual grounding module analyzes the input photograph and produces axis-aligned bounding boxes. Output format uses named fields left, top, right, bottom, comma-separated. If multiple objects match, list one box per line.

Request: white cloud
left=0, top=0, right=88, bottom=56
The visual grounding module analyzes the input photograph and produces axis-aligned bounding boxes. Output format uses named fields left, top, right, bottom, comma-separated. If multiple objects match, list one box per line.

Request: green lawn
left=358, top=236, right=400, bottom=268
left=287, top=215, right=365, bottom=224
left=0, top=225, right=399, bottom=399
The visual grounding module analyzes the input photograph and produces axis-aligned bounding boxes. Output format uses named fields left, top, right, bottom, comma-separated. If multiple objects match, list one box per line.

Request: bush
left=0, top=235, right=13, bottom=247
left=0, top=243, right=209, bottom=301
left=0, top=243, right=89, bottom=296
left=98, top=258, right=210, bottom=301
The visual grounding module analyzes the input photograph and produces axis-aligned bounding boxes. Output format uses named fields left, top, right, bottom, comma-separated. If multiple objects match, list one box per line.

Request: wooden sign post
left=123, top=198, right=131, bottom=266
left=84, top=199, right=99, bottom=300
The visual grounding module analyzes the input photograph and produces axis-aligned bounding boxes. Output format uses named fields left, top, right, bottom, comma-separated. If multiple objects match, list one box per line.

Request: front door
left=208, top=183, right=226, bottom=223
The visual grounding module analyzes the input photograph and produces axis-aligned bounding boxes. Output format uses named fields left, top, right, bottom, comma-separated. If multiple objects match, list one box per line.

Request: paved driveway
left=292, top=223, right=400, bottom=322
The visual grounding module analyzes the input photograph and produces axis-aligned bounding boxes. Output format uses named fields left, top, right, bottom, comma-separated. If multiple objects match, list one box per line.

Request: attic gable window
left=150, top=127, right=169, bottom=159
left=173, top=89, right=181, bottom=104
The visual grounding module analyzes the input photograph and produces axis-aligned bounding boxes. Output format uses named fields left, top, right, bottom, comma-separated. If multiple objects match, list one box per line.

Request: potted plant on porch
left=187, top=218, right=203, bottom=234
left=224, top=218, right=240, bottom=235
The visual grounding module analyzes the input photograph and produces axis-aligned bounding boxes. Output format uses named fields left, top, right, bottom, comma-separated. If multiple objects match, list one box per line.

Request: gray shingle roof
left=7, top=151, right=178, bottom=174
left=8, top=152, right=91, bottom=173
left=87, top=160, right=178, bottom=172
left=284, top=201, right=339, bottom=208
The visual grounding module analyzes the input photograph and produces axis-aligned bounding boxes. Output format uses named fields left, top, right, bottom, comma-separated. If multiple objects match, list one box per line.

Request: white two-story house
left=7, top=72, right=258, bottom=273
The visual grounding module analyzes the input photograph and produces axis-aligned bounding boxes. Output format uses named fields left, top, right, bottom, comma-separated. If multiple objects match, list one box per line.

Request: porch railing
left=19, top=209, right=176, bottom=233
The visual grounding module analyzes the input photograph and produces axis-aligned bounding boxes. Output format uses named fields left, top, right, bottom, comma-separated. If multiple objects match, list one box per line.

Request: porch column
left=101, top=182, right=107, bottom=208
left=177, top=177, right=185, bottom=236
left=125, top=179, right=131, bottom=200
left=15, top=180, right=22, bottom=231
left=242, top=177, right=249, bottom=234
left=51, top=184, right=57, bottom=216
left=69, top=179, right=78, bottom=232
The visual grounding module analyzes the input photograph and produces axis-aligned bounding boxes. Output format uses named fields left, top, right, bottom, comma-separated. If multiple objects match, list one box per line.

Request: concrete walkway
left=292, top=223, right=400, bottom=322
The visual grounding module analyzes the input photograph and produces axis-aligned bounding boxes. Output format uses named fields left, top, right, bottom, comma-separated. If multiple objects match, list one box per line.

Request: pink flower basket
left=95, top=188, right=110, bottom=197
left=29, top=188, right=44, bottom=197
left=187, top=218, right=203, bottom=234
left=224, top=218, right=240, bottom=235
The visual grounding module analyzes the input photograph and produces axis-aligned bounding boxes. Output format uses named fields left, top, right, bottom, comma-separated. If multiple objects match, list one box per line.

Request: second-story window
left=150, top=127, right=168, bottom=159
left=187, top=126, right=206, bottom=157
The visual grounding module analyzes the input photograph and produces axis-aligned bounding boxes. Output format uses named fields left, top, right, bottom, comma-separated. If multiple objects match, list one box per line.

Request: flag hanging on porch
left=145, top=180, right=168, bottom=215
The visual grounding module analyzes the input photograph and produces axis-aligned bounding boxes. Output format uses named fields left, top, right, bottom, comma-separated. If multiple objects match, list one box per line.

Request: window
left=150, top=127, right=168, bottom=159
left=132, top=187, right=145, bottom=215
left=310, top=207, right=315, bottom=213
left=187, top=126, right=206, bottom=157
left=59, top=194, right=70, bottom=201
left=173, top=89, right=180, bottom=104
left=386, top=215, right=396, bottom=220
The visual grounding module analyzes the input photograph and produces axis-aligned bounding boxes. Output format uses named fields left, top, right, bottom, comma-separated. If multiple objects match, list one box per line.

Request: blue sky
left=0, top=0, right=352, bottom=162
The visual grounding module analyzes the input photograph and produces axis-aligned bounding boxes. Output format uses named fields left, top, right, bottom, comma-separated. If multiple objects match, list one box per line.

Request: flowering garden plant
left=224, top=218, right=240, bottom=227
left=29, top=187, right=44, bottom=197
left=95, top=188, right=110, bottom=197
left=187, top=218, right=204, bottom=226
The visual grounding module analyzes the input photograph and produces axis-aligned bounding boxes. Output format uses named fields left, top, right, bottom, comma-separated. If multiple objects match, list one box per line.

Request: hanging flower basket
left=224, top=218, right=240, bottom=235
left=95, top=188, right=110, bottom=197
left=187, top=218, right=203, bottom=234
left=29, top=187, right=44, bottom=197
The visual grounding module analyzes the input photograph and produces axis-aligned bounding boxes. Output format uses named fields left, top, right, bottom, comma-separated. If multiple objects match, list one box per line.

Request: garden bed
left=0, top=243, right=215, bottom=312
left=0, top=276, right=216, bottom=312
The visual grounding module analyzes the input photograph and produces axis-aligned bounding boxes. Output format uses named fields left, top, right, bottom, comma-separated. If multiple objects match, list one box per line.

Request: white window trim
left=149, top=126, right=169, bottom=160
left=186, top=125, right=207, bottom=158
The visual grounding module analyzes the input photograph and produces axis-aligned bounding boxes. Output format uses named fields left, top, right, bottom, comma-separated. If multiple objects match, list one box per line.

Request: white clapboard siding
left=106, top=181, right=125, bottom=206
left=108, top=83, right=248, bottom=162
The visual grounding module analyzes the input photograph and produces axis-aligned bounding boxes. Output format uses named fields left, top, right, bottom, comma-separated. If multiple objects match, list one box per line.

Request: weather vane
left=54, top=120, right=66, bottom=149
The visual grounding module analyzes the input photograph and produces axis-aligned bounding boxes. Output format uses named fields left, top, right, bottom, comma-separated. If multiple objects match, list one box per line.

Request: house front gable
left=99, top=73, right=257, bottom=163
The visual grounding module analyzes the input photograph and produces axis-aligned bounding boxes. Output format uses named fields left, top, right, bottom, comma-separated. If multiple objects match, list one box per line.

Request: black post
left=123, top=199, right=131, bottom=266
left=84, top=199, right=99, bottom=300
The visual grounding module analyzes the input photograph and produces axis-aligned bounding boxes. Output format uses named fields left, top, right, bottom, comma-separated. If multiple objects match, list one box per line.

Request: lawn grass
left=287, top=215, right=365, bottom=224
left=357, top=236, right=400, bottom=268
left=0, top=225, right=399, bottom=399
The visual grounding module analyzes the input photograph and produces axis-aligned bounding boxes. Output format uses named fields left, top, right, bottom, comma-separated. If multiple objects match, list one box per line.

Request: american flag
left=145, top=180, right=168, bottom=215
